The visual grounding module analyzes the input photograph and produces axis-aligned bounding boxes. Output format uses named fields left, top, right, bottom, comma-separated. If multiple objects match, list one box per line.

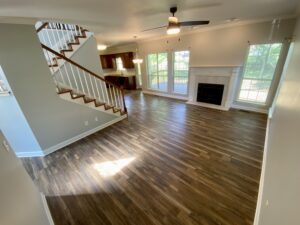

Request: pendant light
left=132, top=36, right=143, bottom=64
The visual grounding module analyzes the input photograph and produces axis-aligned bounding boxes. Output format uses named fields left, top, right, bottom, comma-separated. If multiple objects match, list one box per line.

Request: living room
left=0, top=1, right=299, bottom=225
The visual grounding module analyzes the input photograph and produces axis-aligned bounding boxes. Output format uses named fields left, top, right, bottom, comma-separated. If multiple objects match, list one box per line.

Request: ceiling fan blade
left=179, top=21, right=210, bottom=26
left=141, top=25, right=167, bottom=32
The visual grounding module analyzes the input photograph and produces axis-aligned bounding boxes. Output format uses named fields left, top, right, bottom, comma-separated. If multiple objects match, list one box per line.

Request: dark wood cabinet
left=119, top=52, right=134, bottom=69
left=100, top=52, right=135, bottom=69
left=105, top=75, right=136, bottom=90
left=100, top=55, right=114, bottom=69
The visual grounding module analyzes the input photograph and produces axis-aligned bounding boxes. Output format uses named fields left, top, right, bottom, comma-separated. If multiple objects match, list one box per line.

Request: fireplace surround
left=187, top=66, right=241, bottom=110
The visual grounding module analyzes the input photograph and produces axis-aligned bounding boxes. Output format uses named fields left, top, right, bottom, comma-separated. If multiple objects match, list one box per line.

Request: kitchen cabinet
left=100, top=55, right=114, bottom=69
left=119, top=52, right=134, bottom=69
left=100, top=52, right=135, bottom=69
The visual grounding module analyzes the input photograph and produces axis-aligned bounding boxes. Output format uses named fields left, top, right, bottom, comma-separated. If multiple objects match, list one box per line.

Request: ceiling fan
left=142, top=6, right=210, bottom=35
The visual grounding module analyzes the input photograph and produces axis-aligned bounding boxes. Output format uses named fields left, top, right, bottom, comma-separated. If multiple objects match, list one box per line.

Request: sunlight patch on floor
left=93, top=157, right=135, bottom=177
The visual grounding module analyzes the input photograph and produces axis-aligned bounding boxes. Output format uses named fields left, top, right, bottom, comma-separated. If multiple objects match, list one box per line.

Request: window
left=173, top=51, right=190, bottom=94
left=137, top=63, right=142, bottom=86
left=238, top=43, right=282, bottom=104
left=147, top=53, right=168, bottom=91
left=116, top=57, right=124, bottom=71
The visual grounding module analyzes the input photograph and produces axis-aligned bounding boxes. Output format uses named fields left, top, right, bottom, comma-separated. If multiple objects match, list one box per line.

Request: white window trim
left=145, top=50, right=190, bottom=97
left=146, top=52, right=168, bottom=93
left=171, top=50, right=190, bottom=95
left=235, top=43, right=284, bottom=106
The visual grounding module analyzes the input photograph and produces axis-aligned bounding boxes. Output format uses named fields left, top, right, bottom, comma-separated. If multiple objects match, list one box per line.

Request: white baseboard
left=17, top=115, right=126, bottom=158
left=43, top=115, right=127, bottom=156
left=40, top=193, right=55, bottom=225
left=16, top=150, right=45, bottom=158
left=231, top=104, right=268, bottom=114
left=142, top=90, right=188, bottom=101
left=186, top=101, right=229, bottom=111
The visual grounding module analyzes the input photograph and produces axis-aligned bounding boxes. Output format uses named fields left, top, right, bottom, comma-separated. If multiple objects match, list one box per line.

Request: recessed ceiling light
left=97, top=44, right=107, bottom=51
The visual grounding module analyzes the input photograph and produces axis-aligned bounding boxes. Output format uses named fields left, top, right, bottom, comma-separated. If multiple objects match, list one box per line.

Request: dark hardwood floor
left=22, top=91, right=267, bottom=225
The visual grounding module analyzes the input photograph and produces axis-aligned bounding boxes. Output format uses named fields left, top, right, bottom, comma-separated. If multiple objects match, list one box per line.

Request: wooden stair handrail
left=41, top=44, right=122, bottom=91
left=36, top=22, right=88, bottom=33
left=36, top=22, right=49, bottom=33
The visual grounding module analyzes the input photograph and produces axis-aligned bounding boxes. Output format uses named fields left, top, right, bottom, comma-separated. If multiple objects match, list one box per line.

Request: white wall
left=138, top=19, right=296, bottom=109
left=100, top=43, right=137, bottom=55
left=0, top=23, right=119, bottom=157
left=0, top=131, right=52, bottom=225
left=254, top=18, right=300, bottom=225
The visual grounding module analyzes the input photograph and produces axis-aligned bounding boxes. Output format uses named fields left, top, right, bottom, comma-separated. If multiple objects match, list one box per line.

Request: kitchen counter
left=104, top=75, right=137, bottom=90
left=104, top=73, right=136, bottom=77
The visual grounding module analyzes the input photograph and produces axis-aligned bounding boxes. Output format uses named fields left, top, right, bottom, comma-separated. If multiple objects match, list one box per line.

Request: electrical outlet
left=95, top=117, right=98, bottom=122
left=84, top=121, right=89, bottom=126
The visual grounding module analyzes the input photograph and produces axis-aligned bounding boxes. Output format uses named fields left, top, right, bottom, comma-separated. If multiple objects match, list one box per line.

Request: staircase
left=36, top=22, right=127, bottom=116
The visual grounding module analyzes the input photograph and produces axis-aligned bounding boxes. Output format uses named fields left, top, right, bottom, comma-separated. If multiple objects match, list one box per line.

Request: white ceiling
left=0, top=0, right=299, bottom=46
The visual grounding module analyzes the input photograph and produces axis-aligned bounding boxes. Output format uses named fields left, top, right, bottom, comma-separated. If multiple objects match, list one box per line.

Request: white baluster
left=63, top=62, right=72, bottom=88
left=89, top=74, right=96, bottom=98
left=118, top=88, right=123, bottom=110
left=78, top=26, right=82, bottom=37
left=111, top=86, right=116, bottom=108
left=53, top=24, right=63, bottom=51
left=44, top=50, right=53, bottom=72
left=57, top=62, right=66, bottom=85
left=108, top=85, right=114, bottom=107
left=40, top=30, right=47, bottom=46
left=104, top=83, right=111, bottom=105
left=100, top=81, right=106, bottom=103
left=45, top=27, right=55, bottom=49
left=94, top=77, right=101, bottom=101
left=61, top=27, right=69, bottom=50
left=48, top=24, right=59, bottom=53
left=71, top=24, right=76, bottom=42
left=69, top=64, right=79, bottom=91
left=82, top=71, right=91, bottom=97
left=75, top=67, right=85, bottom=93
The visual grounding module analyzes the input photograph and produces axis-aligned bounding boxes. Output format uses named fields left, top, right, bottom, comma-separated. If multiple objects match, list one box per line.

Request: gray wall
left=254, top=18, right=300, bottom=225
left=71, top=36, right=104, bottom=75
left=138, top=19, right=296, bottom=110
left=0, top=23, right=117, bottom=156
left=0, top=131, right=51, bottom=225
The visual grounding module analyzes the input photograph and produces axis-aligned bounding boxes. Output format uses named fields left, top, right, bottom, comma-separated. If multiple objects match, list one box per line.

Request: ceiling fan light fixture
left=167, top=22, right=180, bottom=35
left=167, top=27, right=180, bottom=35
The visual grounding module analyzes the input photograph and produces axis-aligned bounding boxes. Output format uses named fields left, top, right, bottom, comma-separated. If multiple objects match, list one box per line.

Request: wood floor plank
left=22, top=91, right=267, bottom=225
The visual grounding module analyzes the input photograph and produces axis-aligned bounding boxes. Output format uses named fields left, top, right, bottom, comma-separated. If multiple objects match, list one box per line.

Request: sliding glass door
left=238, top=43, right=283, bottom=104
left=147, top=53, right=168, bottom=91
left=173, top=51, right=190, bottom=94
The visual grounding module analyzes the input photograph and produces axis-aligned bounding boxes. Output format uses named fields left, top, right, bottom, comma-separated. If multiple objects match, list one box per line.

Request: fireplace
left=187, top=66, right=241, bottom=110
left=197, top=83, right=224, bottom=106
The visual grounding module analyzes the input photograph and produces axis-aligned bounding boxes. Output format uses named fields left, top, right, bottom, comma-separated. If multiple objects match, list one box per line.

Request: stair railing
left=42, top=44, right=127, bottom=114
left=36, top=22, right=85, bottom=55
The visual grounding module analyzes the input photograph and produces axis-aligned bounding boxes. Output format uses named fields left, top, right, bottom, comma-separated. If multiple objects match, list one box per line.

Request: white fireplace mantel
left=187, top=66, right=242, bottom=110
